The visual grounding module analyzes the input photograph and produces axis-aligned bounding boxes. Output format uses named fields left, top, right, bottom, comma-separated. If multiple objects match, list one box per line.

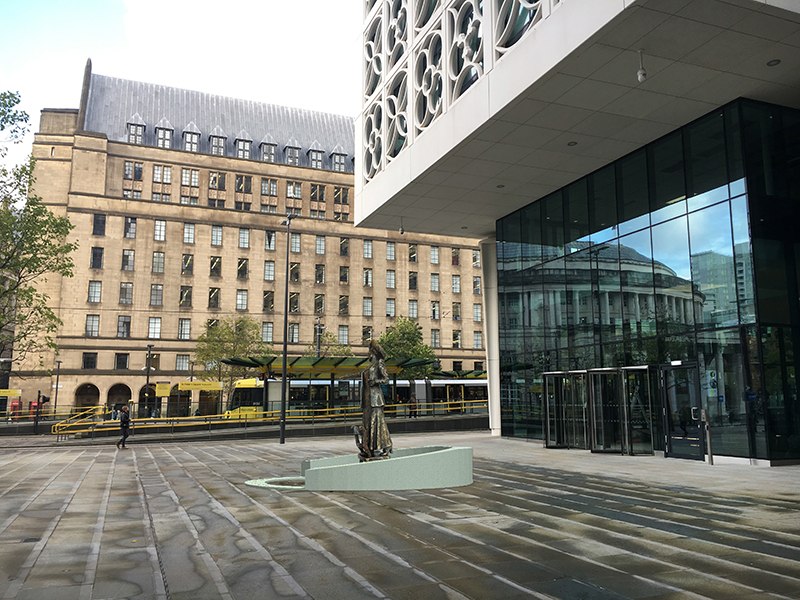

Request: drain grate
left=22, top=538, right=40, bottom=543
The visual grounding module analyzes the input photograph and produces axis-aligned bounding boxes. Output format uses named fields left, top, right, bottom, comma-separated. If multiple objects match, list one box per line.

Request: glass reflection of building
left=498, top=99, right=800, bottom=463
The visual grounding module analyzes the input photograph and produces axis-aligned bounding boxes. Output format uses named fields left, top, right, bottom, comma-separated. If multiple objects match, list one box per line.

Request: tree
left=1, top=123, right=77, bottom=365
left=302, top=330, right=354, bottom=358
left=193, top=316, right=274, bottom=404
left=378, top=316, right=437, bottom=380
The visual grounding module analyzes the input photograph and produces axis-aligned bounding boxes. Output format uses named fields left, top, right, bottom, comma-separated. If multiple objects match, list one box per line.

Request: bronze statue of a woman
left=356, top=340, right=393, bottom=459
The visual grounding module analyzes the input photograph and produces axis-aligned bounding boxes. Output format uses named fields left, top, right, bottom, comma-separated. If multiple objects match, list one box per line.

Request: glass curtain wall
left=498, top=99, right=800, bottom=461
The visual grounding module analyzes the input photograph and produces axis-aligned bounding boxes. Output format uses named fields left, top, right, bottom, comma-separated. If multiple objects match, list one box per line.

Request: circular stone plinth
left=245, top=477, right=306, bottom=490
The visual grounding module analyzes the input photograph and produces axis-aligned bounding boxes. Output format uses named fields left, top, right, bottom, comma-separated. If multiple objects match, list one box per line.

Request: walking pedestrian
left=116, top=405, right=131, bottom=449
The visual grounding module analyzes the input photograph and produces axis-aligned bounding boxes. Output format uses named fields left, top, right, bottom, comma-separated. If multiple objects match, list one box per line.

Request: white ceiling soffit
left=357, top=0, right=800, bottom=240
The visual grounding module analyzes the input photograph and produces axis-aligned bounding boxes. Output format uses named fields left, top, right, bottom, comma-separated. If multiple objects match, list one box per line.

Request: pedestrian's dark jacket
left=120, top=411, right=130, bottom=429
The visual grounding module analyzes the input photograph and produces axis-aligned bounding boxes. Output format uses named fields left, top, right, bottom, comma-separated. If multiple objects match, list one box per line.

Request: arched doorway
left=107, top=384, right=132, bottom=419
left=167, top=384, right=191, bottom=417
left=137, top=384, right=158, bottom=418
left=75, top=384, right=100, bottom=409
left=198, top=390, right=220, bottom=416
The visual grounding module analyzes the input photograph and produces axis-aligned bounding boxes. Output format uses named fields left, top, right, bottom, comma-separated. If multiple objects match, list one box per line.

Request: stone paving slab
left=0, top=431, right=798, bottom=599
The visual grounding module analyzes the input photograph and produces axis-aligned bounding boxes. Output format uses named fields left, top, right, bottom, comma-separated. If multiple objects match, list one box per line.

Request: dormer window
left=183, top=122, right=201, bottom=153
left=262, top=144, right=276, bottom=162
left=128, top=124, right=144, bottom=144
left=236, top=140, right=250, bottom=159
left=286, top=147, right=300, bottom=166
left=332, top=154, right=346, bottom=172
left=211, top=136, right=225, bottom=156
left=156, top=128, right=171, bottom=148
left=310, top=150, right=323, bottom=169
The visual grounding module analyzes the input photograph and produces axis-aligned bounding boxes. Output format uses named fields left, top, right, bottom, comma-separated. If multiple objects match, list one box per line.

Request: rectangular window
left=132, top=190, right=142, bottom=200
left=121, top=249, right=135, bottom=271
left=156, top=129, right=171, bottom=148
left=149, top=317, right=161, bottom=339
left=338, top=325, right=349, bottom=345
left=310, top=183, right=325, bottom=201
left=334, top=186, right=349, bottom=203
left=386, top=242, right=395, bottom=261
left=362, top=326, right=373, bottom=345
left=409, top=299, right=418, bottom=318
left=453, top=361, right=463, bottom=372
left=310, top=150, right=323, bottom=169
left=184, top=132, right=199, bottom=152
left=93, top=214, right=106, bottom=236
left=85, top=314, right=99, bottom=337
left=210, top=256, right=222, bottom=277
left=452, top=275, right=461, bottom=293
left=263, top=231, right=275, bottom=251
left=176, top=354, right=190, bottom=371
left=82, top=352, right=98, bottom=369
left=286, top=147, right=300, bottom=166
left=472, top=249, right=481, bottom=268
left=386, top=270, right=395, bottom=289
left=288, top=323, right=299, bottom=343
left=183, top=223, right=195, bottom=244
left=452, top=248, right=460, bottom=266
left=431, top=246, right=439, bottom=264
left=333, top=155, right=346, bottom=172
left=119, top=282, right=132, bottom=304
left=315, top=235, right=326, bottom=255
left=290, top=233, right=301, bottom=253
left=473, top=303, right=482, bottom=322
left=117, top=315, right=131, bottom=338
left=128, top=124, right=143, bottom=145
left=261, top=178, right=277, bottom=196
left=237, top=258, right=249, bottom=279
left=315, top=264, right=325, bottom=284
left=409, top=244, right=417, bottom=262
left=236, top=140, right=250, bottom=159
left=263, top=290, right=274, bottom=312
left=363, top=297, right=373, bottom=317
left=431, top=329, right=440, bottom=348
left=209, top=172, right=226, bottom=190
left=340, top=265, right=349, bottom=284
left=290, top=262, right=300, bottom=282
left=211, top=136, right=225, bottom=156
left=339, top=295, right=349, bottom=315
left=431, top=273, right=439, bottom=292
left=178, top=318, right=191, bottom=340
left=340, top=237, right=349, bottom=256
left=236, top=289, right=248, bottom=310
left=474, top=331, right=483, bottom=349
left=154, top=220, right=166, bottom=241
left=289, top=292, right=299, bottom=313
left=124, top=160, right=142, bottom=180
left=264, top=260, right=275, bottom=281
left=88, top=280, right=102, bottom=303
left=124, top=217, right=137, bottom=238
left=150, top=284, right=163, bottom=306
left=314, top=293, right=324, bottom=314
left=209, top=287, right=220, bottom=308
left=182, top=254, right=194, bottom=275
left=211, top=225, right=222, bottom=246
left=181, top=168, right=199, bottom=187
left=235, top=174, right=252, bottom=193
left=239, top=228, right=250, bottom=249
left=431, top=300, right=440, bottom=320
left=179, top=286, right=192, bottom=308
left=473, top=276, right=481, bottom=294
left=262, top=144, right=275, bottom=162
left=409, top=271, right=418, bottom=290
left=115, top=353, right=129, bottom=370
left=453, top=330, right=462, bottom=349
left=363, top=240, right=373, bottom=259
left=90, top=247, right=104, bottom=269
left=286, top=181, right=302, bottom=198
left=363, top=268, right=373, bottom=287
left=124, top=161, right=133, bottom=180
left=262, top=322, right=273, bottom=342
left=386, top=298, right=395, bottom=317
left=453, top=301, right=462, bottom=321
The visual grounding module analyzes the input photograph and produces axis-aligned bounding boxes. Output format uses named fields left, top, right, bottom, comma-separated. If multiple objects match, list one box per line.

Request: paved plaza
left=0, top=431, right=798, bottom=600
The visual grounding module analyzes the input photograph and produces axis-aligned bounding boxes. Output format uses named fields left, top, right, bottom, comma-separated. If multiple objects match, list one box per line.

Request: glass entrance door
left=544, top=372, right=589, bottom=449
left=621, top=367, right=654, bottom=455
left=590, top=371, right=622, bottom=452
left=662, top=366, right=704, bottom=460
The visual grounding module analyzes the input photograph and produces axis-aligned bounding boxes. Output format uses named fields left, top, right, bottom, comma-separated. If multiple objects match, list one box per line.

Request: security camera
left=637, top=68, right=647, bottom=83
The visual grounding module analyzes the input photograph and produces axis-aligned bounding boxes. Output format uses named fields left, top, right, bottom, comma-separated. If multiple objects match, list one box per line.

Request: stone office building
left=12, top=60, right=486, bottom=413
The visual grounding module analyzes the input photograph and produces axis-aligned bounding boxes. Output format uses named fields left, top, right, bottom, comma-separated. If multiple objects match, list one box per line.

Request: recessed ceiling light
left=767, top=59, right=781, bottom=67
left=567, top=141, right=578, bottom=147
left=496, top=184, right=505, bottom=188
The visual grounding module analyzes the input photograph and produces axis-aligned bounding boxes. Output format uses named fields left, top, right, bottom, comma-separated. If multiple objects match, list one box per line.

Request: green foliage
left=0, top=91, right=29, bottom=153
left=378, top=316, right=437, bottom=380
left=193, top=316, right=274, bottom=402
left=302, top=330, right=354, bottom=358
left=0, top=156, right=77, bottom=365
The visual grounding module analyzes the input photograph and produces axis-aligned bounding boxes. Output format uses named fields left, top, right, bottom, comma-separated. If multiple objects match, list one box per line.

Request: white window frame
left=148, top=317, right=161, bottom=339
left=154, top=220, right=166, bottom=241
left=264, top=260, right=275, bottom=281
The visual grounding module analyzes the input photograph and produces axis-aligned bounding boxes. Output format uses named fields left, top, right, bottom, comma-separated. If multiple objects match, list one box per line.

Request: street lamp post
left=54, top=360, right=62, bottom=419
left=279, top=214, right=296, bottom=444
left=316, top=315, right=324, bottom=358
left=145, top=344, right=154, bottom=417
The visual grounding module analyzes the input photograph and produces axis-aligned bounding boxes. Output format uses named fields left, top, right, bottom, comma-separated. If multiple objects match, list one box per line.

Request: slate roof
left=84, top=73, right=355, bottom=172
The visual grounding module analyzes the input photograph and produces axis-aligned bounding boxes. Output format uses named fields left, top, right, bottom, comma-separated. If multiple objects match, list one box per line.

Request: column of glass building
left=497, top=99, right=800, bottom=464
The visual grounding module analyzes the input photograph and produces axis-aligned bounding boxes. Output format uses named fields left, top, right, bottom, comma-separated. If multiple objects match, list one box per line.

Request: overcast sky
left=0, top=0, right=363, bottom=167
